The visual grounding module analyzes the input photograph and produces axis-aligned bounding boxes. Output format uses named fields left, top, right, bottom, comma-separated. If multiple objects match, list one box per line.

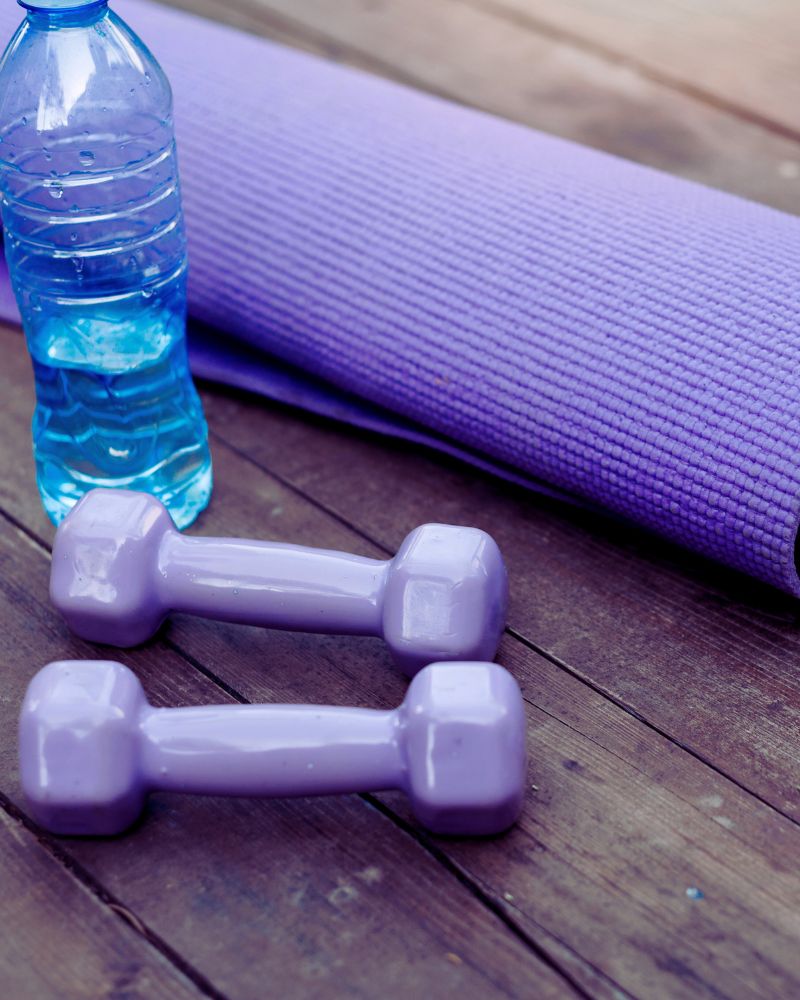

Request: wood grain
left=1, top=325, right=799, bottom=999
left=0, top=807, right=205, bottom=1000
left=471, top=0, right=800, bottom=136
left=153, top=0, right=800, bottom=214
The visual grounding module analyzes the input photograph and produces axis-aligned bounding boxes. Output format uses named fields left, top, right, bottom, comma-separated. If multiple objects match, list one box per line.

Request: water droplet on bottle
left=47, top=180, right=64, bottom=199
left=78, top=150, right=94, bottom=166
left=144, top=73, right=151, bottom=85
left=128, top=256, right=137, bottom=267
left=73, top=256, right=84, bottom=272
left=142, top=287, right=154, bottom=299
left=43, top=149, right=51, bottom=161
left=69, top=232, right=77, bottom=242
left=21, top=115, right=27, bottom=126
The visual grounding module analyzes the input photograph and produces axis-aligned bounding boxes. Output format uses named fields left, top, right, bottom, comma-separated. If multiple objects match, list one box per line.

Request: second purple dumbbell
left=50, top=489, right=508, bottom=675
left=20, top=659, right=527, bottom=837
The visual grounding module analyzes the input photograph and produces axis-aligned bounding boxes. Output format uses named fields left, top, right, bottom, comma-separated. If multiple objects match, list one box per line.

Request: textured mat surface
left=1, top=0, right=800, bottom=594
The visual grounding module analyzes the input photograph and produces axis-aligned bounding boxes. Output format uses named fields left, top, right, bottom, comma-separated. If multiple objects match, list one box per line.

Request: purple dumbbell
left=19, top=659, right=527, bottom=837
left=50, top=489, right=508, bottom=676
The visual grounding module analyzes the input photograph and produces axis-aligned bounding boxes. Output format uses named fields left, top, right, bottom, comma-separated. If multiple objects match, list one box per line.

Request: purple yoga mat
left=2, top=1, right=800, bottom=595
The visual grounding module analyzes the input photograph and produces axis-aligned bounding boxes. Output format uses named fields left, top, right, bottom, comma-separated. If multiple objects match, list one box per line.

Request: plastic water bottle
left=0, top=0, right=212, bottom=527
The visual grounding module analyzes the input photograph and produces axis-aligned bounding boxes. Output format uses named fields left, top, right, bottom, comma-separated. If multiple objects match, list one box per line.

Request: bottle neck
left=22, top=0, right=109, bottom=29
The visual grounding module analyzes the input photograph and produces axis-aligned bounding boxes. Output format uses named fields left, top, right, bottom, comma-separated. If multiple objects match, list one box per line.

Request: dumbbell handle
left=158, top=532, right=389, bottom=635
left=139, top=703, right=405, bottom=796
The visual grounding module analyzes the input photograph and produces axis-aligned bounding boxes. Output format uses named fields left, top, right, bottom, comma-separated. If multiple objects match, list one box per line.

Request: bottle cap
left=18, top=0, right=106, bottom=11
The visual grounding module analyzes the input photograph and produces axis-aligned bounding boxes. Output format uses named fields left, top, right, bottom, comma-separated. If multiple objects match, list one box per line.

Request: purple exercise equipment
left=2, top=1, right=800, bottom=594
left=50, top=488, right=508, bottom=676
left=19, top=659, right=528, bottom=837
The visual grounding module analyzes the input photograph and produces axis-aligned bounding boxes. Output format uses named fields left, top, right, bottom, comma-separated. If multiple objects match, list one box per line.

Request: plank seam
left=508, top=626, right=800, bottom=833
left=363, top=794, right=623, bottom=1000
left=0, top=790, right=230, bottom=1000
left=520, top=663, right=800, bottom=870
left=459, top=0, right=800, bottom=146
left=0, top=505, right=51, bottom=555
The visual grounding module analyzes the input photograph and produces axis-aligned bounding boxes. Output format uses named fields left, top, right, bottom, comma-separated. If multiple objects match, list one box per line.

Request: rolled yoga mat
left=2, top=0, right=800, bottom=595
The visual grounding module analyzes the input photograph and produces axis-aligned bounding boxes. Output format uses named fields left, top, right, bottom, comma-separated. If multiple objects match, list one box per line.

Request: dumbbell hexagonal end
left=19, top=660, right=147, bottom=835
left=403, top=661, right=527, bottom=835
left=382, top=525, right=508, bottom=676
left=50, top=488, right=174, bottom=647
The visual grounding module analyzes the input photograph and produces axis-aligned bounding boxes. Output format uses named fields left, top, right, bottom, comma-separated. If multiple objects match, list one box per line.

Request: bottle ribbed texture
left=0, top=0, right=799, bottom=592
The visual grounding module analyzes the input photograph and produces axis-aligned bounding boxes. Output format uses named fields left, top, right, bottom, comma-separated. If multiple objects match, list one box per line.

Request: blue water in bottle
left=0, top=0, right=212, bottom=527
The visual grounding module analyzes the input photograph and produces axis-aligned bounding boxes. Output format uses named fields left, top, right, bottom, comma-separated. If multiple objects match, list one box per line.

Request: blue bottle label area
left=0, top=6, right=212, bottom=527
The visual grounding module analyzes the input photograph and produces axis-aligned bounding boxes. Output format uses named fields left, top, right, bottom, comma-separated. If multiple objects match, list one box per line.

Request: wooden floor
left=2, top=1, right=800, bottom=998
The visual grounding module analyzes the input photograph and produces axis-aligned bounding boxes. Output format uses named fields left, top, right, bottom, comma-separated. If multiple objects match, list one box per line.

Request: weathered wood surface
left=0, top=806, right=206, bottom=999
left=2, top=0, right=800, bottom=997
left=474, top=0, right=800, bottom=136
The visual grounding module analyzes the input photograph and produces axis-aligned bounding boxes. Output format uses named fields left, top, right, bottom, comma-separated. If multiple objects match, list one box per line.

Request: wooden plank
left=155, top=0, right=800, bottom=214
left=470, top=0, right=800, bottom=136
left=0, top=807, right=205, bottom=1000
left=1, top=326, right=799, bottom=998
left=203, top=385, right=800, bottom=823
